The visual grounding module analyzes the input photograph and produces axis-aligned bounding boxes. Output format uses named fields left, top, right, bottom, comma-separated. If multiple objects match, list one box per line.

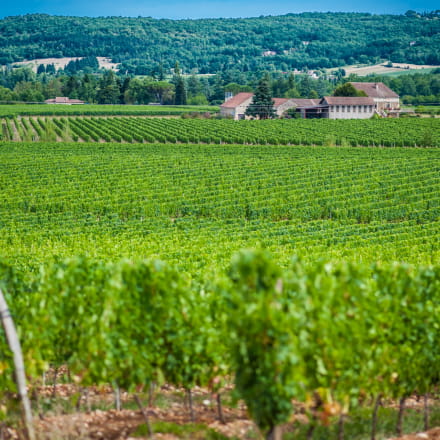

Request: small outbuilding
left=45, top=97, right=85, bottom=105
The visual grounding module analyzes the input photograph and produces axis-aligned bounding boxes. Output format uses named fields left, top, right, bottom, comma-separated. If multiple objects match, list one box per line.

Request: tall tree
left=173, top=61, right=187, bottom=105
left=174, top=76, right=187, bottom=105
left=245, top=74, right=275, bottom=119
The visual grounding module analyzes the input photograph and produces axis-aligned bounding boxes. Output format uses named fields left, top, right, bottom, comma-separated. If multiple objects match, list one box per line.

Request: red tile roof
left=350, top=82, right=399, bottom=99
left=220, top=92, right=253, bottom=108
left=273, top=98, right=289, bottom=107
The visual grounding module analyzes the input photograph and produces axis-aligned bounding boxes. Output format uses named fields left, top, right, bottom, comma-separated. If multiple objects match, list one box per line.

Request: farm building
left=350, top=82, right=400, bottom=111
left=45, top=97, right=85, bottom=105
left=220, top=92, right=254, bottom=119
left=321, top=96, right=376, bottom=119
left=220, top=94, right=310, bottom=119
left=220, top=82, right=399, bottom=119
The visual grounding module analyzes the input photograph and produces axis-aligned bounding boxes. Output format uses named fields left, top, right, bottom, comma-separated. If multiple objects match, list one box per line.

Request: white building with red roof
left=350, top=82, right=400, bottom=111
left=321, top=96, right=376, bottom=119
left=220, top=92, right=254, bottom=119
left=220, top=93, right=305, bottom=119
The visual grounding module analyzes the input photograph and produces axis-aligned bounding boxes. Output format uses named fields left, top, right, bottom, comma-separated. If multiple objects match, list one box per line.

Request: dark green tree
left=246, top=75, right=275, bottom=119
left=37, top=64, right=46, bottom=75
left=172, top=62, right=187, bottom=105
left=333, top=82, right=367, bottom=97
left=174, top=76, right=187, bottom=105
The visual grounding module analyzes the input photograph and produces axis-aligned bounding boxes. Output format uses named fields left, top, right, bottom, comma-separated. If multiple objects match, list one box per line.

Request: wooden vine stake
left=0, top=288, right=35, bottom=440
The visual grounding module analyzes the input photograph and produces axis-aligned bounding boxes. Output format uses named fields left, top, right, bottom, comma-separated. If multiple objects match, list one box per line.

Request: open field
left=335, top=62, right=440, bottom=76
left=11, top=56, right=120, bottom=72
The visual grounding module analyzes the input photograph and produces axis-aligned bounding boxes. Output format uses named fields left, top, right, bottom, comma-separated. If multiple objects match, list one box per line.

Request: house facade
left=350, top=82, right=400, bottom=111
left=220, top=92, right=253, bottom=119
left=45, top=97, right=85, bottom=105
left=321, top=96, right=376, bottom=119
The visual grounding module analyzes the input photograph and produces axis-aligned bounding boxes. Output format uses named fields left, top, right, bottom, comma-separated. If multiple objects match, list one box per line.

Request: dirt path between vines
left=2, top=382, right=440, bottom=440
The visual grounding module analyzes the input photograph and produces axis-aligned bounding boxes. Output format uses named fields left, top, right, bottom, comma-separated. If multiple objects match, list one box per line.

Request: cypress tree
left=246, top=74, right=275, bottom=119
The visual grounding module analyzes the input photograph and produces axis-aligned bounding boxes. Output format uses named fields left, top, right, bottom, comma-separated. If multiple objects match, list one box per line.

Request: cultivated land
left=11, top=56, right=120, bottom=72
left=1, top=117, right=440, bottom=440
left=1, top=142, right=439, bottom=271
left=1, top=116, right=439, bottom=146
left=335, top=62, right=440, bottom=76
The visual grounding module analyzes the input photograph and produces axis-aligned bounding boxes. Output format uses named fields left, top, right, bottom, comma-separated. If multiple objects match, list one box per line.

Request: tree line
left=0, top=62, right=439, bottom=105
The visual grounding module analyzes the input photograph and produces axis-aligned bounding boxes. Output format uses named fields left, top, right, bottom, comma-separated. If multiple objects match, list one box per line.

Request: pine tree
left=245, top=75, right=275, bottom=119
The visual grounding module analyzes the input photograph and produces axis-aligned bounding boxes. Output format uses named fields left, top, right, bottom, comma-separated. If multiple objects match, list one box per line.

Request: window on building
left=347, top=106, right=351, bottom=112
left=336, top=105, right=340, bottom=112
left=342, top=106, right=345, bottom=112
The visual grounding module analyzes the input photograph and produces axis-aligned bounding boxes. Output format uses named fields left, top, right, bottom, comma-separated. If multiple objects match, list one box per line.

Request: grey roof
left=321, top=96, right=376, bottom=105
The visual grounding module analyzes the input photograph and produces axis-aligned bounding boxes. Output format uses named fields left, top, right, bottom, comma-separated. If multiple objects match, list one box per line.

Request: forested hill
left=0, top=12, right=439, bottom=74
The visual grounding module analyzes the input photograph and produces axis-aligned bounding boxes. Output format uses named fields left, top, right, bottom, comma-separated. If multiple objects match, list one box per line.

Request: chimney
left=225, top=91, right=233, bottom=102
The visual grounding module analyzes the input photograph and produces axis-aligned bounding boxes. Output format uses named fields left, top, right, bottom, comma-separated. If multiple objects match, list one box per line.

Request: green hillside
left=0, top=11, right=439, bottom=73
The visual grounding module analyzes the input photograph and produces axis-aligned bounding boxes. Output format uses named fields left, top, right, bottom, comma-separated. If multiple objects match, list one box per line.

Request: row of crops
left=0, top=142, right=439, bottom=273
left=1, top=252, right=440, bottom=438
left=0, top=136, right=439, bottom=437
left=0, top=104, right=217, bottom=118
left=0, top=142, right=439, bottom=272
left=1, top=116, right=439, bottom=146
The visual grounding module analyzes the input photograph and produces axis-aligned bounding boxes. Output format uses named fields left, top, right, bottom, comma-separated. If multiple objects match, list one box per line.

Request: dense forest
left=0, top=11, right=439, bottom=74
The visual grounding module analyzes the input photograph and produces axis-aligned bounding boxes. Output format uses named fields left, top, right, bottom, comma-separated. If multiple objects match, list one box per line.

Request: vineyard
left=0, top=139, right=440, bottom=439
left=0, top=104, right=217, bottom=118
left=0, top=115, right=439, bottom=146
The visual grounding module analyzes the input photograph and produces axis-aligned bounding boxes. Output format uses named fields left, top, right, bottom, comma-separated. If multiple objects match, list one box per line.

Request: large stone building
left=219, top=82, right=399, bottom=120
left=350, top=82, right=400, bottom=111
left=320, top=96, right=376, bottom=119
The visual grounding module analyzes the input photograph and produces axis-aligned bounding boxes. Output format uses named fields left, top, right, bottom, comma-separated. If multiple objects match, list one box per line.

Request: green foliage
left=246, top=75, right=276, bottom=119
left=225, top=249, right=304, bottom=433
left=3, top=116, right=439, bottom=147
left=134, top=421, right=231, bottom=439
left=333, top=83, right=368, bottom=97
left=0, top=12, right=439, bottom=73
